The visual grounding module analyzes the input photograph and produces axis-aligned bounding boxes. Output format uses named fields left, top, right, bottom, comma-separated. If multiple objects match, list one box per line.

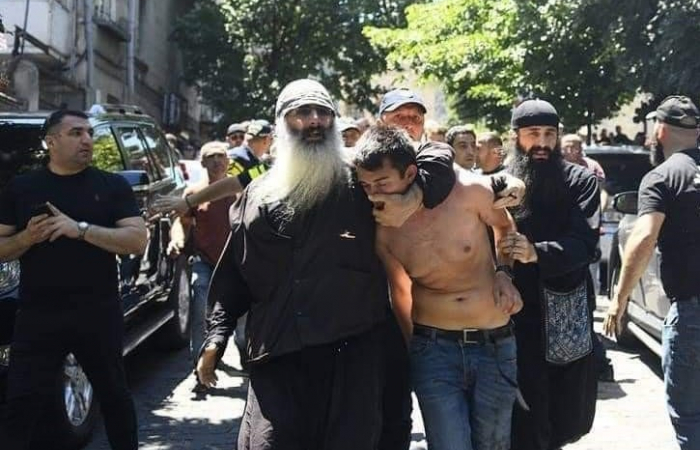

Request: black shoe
left=191, top=380, right=208, bottom=394
left=598, top=362, right=615, bottom=382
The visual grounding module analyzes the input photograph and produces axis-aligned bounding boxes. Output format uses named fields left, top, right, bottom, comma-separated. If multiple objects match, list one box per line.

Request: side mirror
left=117, top=170, right=150, bottom=188
left=612, top=191, right=638, bottom=215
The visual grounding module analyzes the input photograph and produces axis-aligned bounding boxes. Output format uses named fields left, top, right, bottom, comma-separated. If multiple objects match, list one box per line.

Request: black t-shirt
left=638, top=149, right=700, bottom=300
left=0, top=166, right=140, bottom=302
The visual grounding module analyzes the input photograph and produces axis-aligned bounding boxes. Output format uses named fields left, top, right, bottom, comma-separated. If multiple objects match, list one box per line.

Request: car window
left=140, top=125, right=175, bottom=179
left=0, top=121, right=47, bottom=192
left=92, top=126, right=125, bottom=173
left=114, top=127, right=157, bottom=181
left=589, top=153, right=653, bottom=195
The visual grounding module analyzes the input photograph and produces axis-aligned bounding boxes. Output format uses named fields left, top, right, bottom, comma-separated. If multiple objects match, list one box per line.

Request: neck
left=48, top=161, right=86, bottom=176
left=482, top=156, right=503, bottom=172
left=664, top=140, right=697, bottom=159
left=246, top=142, right=265, bottom=159
left=482, top=163, right=503, bottom=174
left=208, top=172, right=227, bottom=184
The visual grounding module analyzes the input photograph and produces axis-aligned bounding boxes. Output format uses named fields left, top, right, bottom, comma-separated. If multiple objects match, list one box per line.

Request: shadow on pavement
left=85, top=340, right=246, bottom=450
left=596, top=378, right=637, bottom=401
left=598, top=333, right=663, bottom=380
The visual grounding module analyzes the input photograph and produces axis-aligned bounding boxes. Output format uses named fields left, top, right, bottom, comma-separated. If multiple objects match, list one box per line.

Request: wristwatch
left=495, top=264, right=515, bottom=281
left=77, top=221, right=90, bottom=240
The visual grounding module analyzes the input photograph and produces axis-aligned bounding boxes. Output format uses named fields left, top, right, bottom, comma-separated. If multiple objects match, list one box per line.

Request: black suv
left=0, top=106, right=192, bottom=448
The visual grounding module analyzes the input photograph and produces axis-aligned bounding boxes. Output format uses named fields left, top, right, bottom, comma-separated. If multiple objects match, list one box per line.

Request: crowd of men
left=149, top=84, right=608, bottom=450
left=0, top=77, right=698, bottom=450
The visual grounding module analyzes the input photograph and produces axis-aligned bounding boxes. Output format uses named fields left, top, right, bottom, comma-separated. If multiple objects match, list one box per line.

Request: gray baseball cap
left=379, top=88, right=427, bottom=115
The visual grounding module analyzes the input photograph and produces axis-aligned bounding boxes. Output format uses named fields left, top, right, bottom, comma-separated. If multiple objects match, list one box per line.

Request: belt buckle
left=462, top=328, right=479, bottom=344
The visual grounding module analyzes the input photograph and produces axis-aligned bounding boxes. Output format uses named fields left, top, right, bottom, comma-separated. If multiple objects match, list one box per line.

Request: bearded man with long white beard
left=193, top=79, right=458, bottom=450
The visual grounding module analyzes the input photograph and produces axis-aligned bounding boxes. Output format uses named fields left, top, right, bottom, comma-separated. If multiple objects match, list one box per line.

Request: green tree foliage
left=367, top=0, right=640, bottom=132
left=365, top=0, right=524, bottom=129
left=515, top=1, right=636, bottom=134
left=620, top=0, right=700, bottom=118
left=174, top=0, right=414, bottom=126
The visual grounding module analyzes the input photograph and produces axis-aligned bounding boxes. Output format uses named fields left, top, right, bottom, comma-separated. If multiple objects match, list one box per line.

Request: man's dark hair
left=43, top=110, right=89, bottom=137
left=445, top=125, right=476, bottom=146
left=353, top=124, right=416, bottom=176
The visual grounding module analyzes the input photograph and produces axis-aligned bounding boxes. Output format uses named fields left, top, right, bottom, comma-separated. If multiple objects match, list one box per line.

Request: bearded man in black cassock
left=498, top=99, right=599, bottom=450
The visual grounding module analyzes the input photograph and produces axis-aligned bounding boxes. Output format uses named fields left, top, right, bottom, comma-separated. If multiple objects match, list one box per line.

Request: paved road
left=83, top=297, right=676, bottom=450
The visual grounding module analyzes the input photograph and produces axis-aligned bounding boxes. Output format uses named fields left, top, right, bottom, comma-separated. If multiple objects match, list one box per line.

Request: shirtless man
left=354, top=124, right=523, bottom=450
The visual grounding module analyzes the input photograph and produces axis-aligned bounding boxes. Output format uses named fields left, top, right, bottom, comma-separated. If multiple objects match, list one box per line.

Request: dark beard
left=650, top=140, right=665, bottom=167
left=507, top=142, right=570, bottom=221
left=287, top=123, right=330, bottom=144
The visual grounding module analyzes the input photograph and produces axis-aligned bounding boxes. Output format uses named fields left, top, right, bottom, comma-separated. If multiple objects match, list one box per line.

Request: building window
left=94, top=0, right=116, bottom=20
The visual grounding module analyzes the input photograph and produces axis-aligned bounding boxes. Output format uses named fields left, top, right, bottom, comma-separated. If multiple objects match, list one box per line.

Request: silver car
left=608, top=191, right=668, bottom=356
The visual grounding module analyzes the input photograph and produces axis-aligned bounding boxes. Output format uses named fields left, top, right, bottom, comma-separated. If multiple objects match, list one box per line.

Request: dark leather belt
left=413, top=322, right=514, bottom=345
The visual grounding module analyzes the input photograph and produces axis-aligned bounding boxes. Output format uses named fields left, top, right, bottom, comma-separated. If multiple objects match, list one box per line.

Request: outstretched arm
left=153, top=176, right=242, bottom=215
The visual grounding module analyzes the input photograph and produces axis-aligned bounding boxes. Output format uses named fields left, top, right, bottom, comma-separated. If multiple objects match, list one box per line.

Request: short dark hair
left=353, top=124, right=416, bottom=176
left=479, top=131, right=503, bottom=147
left=43, top=110, right=89, bottom=137
left=445, top=125, right=476, bottom=146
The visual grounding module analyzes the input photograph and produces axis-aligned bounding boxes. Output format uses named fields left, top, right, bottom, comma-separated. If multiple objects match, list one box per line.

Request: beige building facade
left=0, top=0, right=206, bottom=135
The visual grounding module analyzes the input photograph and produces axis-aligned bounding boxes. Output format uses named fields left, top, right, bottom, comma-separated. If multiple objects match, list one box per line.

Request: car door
left=616, top=213, right=648, bottom=312
left=138, top=124, right=185, bottom=294
left=112, top=124, right=171, bottom=314
left=642, top=246, right=670, bottom=337
left=89, top=124, right=145, bottom=315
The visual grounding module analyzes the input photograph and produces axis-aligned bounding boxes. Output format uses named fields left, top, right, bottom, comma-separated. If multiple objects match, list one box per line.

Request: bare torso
left=379, top=173, right=510, bottom=330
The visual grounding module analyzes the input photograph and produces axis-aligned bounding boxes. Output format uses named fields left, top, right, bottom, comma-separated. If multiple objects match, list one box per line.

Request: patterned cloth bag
left=543, top=281, right=592, bottom=365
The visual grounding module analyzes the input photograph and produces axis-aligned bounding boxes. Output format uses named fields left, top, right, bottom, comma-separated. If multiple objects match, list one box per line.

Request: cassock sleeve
left=535, top=168, right=600, bottom=279
left=415, top=141, right=456, bottom=208
left=201, top=193, right=253, bottom=361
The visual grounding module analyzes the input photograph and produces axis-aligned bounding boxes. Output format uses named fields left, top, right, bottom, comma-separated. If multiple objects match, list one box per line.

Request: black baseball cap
left=379, top=89, right=427, bottom=115
left=655, top=95, right=700, bottom=129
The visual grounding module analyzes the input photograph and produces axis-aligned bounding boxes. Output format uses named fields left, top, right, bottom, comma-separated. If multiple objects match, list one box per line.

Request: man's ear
left=509, top=130, right=518, bottom=143
left=656, top=122, right=668, bottom=141
left=405, top=164, right=418, bottom=183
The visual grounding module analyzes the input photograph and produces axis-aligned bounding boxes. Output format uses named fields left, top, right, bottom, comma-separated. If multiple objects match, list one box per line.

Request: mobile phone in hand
left=31, top=202, right=53, bottom=217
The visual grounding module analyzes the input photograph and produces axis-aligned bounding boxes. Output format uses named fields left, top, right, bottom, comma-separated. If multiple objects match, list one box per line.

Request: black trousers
left=238, top=318, right=410, bottom=450
left=4, top=298, right=137, bottom=450
left=379, top=313, right=412, bottom=450
left=511, top=320, right=597, bottom=450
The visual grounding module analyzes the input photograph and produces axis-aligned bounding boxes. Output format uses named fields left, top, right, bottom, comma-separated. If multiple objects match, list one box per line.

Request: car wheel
left=34, top=354, right=98, bottom=449
left=610, top=265, right=639, bottom=348
left=154, top=255, right=191, bottom=350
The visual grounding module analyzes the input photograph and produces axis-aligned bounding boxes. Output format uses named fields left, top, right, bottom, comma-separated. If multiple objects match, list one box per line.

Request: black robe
left=510, top=161, right=600, bottom=450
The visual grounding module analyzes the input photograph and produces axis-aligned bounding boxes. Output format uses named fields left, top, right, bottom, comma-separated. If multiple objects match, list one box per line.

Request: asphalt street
left=78, top=296, right=675, bottom=450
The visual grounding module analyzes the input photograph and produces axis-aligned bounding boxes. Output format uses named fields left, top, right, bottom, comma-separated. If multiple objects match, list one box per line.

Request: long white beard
left=255, top=122, right=346, bottom=214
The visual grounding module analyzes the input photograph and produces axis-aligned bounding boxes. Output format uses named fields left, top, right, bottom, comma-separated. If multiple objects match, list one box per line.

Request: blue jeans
left=191, top=259, right=214, bottom=362
left=410, top=332, right=518, bottom=450
left=663, top=298, right=700, bottom=450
